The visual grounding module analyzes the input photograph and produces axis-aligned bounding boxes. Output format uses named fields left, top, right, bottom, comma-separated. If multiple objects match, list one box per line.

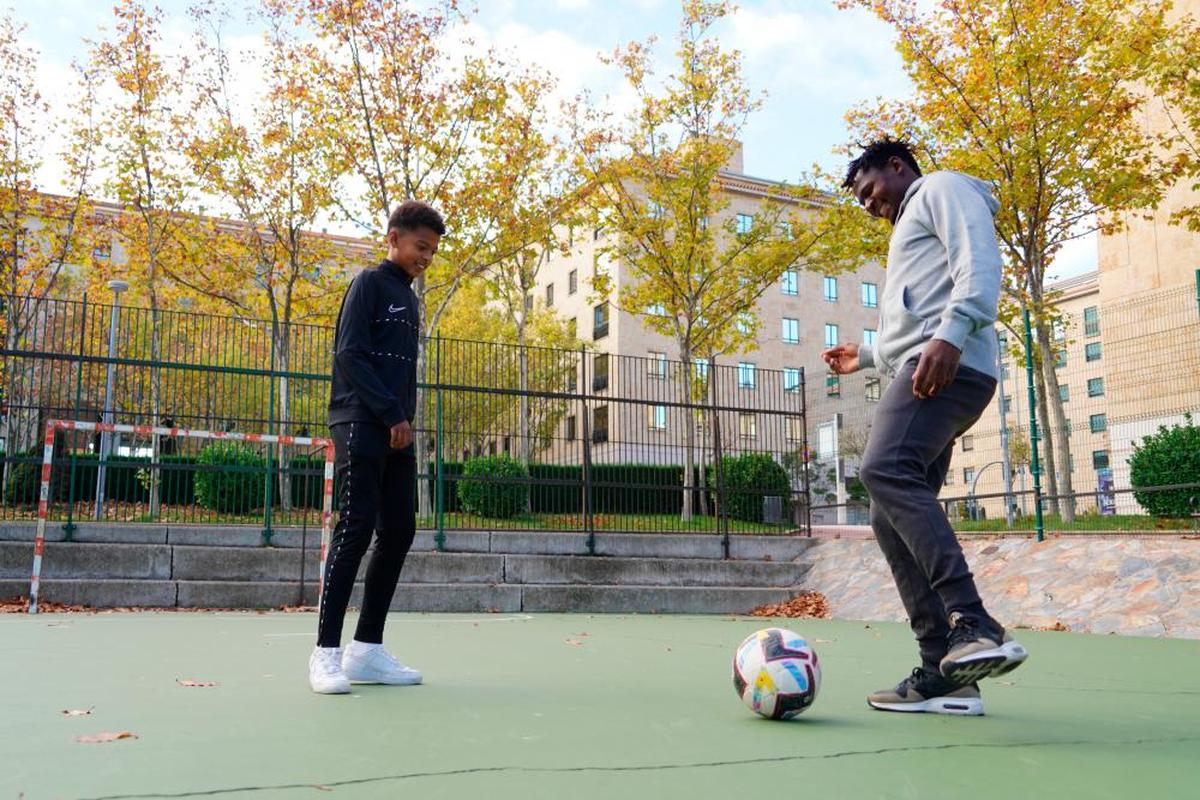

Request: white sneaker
left=342, top=640, right=423, bottom=685
left=309, top=647, right=351, bottom=694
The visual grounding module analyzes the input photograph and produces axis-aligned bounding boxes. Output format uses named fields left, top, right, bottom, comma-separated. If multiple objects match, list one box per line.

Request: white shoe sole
left=343, top=666, right=422, bottom=685
left=868, top=696, right=984, bottom=716
left=941, top=640, right=1028, bottom=684
left=309, top=679, right=351, bottom=695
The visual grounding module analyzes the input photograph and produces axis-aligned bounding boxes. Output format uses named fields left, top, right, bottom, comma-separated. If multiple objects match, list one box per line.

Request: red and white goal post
left=28, top=419, right=336, bottom=614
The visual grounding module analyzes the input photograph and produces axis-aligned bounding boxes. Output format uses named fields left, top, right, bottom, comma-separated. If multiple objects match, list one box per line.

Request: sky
left=9, top=0, right=1097, bottom=281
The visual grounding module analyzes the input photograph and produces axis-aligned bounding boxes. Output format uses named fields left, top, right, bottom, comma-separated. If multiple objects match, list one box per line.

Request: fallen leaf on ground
left=313, top=785, right=332, bottom=792
left=565, top=639, right=584, bottom=646
left=62, top=707, right=94, bottom=717
left=747, top=591, right=829, bottom=619
left=176, top=679, right=218, bottom=688
left=76, top=731, right=137, bottom=744
left=814, top=638, right=837, bottom=644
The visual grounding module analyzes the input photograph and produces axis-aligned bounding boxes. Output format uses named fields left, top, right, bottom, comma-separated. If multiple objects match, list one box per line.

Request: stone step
left=1, top=542, right=808, bottom=588
left=0, top=522, right=815, bottom=562
left=0, top=579, right=802, bottom=614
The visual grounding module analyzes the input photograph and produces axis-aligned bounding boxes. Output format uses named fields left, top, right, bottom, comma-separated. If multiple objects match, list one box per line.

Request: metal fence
left=1, top=294, right=811, bottom=544
left=804, top=280, right=1200, bottom=535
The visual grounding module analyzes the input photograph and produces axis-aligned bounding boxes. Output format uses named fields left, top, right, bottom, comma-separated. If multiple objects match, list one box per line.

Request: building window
left=647, top=302, right=666, bottom=316
left=782, top=317, right=799, bottom=344
left=865, top=377, right=881, bottom=402
left=824, top=323, right=839, bottom=348
left=1092, top=449, right=1110, bottom=470
left=546, top=283, right=555, bottom=308
left=648, top=200, right=665, bottom=219
left=779, top=221, right=793, bottom=239
left=1001, top=361, right=1010, bottom=379
left=1055, top=348, right=1067, bottom=369
left=593, top=303, right=609, bottom=339
left=1059, top=384, right=1069, bottom=403
left=1052, top=320, right=1067, bottom=343
left=738, top=413, right=757, bottom=439
left=784, top=367, right=801, bottom=393
left=1090, top=413, right=1107, bottom=434
left=487, top=441, right=496, bottom=456
left=565, top=415, right=576, bottom=440
left=1085, top=342, right=1102, bottom=362
left=568, top=269, right=578, bottom=294
left=736, top=213, right=753, bottom=234
left=1000, top=394, right=1012, bottom=415
left=648, top=351, right=667, bottom=379
left=826, top=373, right=840, bottom=397
left=736, top=315, right=753, bottom=336
left=863, top=328, right=877, bottom=347
left=648, top=405, right=667, bottom=430
left=593, top=353, right=609, bottom=391
left=964, top=467, right=976, bottom=485
left=823, top=276, right=838, bottom=302
left=786, top=417, right=803, bottom=442
left=503, top=436, right=511, bottom=454
left=781, top=270, right=798, bottom=296
left=738, top=362, right=756, bottom=389
left=593, top=405, right=609, bottom=443
left=1084, top=306, right=1100, bottom=337
left=92, top=238, right=112, bottom=259
left=1087, top=377, right=1105, bottom=397
left=945, top=471, right=954, bottom=486
left=962, top=435, right=975, bottom=452
left=568, top=317, right=577, bottom=338
left=861, top=282, right=878, bottom=308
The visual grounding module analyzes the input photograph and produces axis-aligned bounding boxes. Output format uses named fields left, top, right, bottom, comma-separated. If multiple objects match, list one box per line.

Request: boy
left=822, top=139, right=1027, bottom=716
left=309, top=200, right=445, bottom=694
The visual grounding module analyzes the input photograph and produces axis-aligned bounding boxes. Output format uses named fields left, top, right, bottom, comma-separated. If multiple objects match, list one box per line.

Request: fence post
left=580, top=346, right=594, bottom=555
left=262, top=325, right=276, bottom=546
left=435, top=335, right=445, bottom=552
left=1022, top=309, right=1046, bottom=542
left=710, top=358, right=729, bottom=559
left=63, top=294, right=88, bottom=539
left=799, top=367, right=812, bottom=537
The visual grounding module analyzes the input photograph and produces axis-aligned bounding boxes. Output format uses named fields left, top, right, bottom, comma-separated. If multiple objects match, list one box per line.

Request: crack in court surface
left=75, top=734, right=1200, bottom=800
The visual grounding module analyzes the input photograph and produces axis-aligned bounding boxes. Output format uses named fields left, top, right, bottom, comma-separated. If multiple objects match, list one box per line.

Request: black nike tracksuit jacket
left=328, top=260, right=420, bottom=432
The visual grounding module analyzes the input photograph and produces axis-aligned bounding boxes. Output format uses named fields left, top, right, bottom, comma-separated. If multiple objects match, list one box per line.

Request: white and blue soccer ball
left=733, top=628, right=821, bottom=720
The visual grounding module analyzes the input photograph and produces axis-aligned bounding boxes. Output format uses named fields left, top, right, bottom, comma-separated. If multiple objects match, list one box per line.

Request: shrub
left=712, top=453, right=791, bottom=523
left=456, top=455, right=530, bottom=519
left=1129, top=414, right=1200, bottom=517
left=194, top=442, right=265, bottom=513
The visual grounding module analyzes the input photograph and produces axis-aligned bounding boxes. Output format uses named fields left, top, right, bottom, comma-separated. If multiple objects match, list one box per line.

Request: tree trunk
left=1037, top=322, right=1076, bottom=522
left=1030, top=345, right=1060, bottom=521
left=679, top=344, right=694, bottom=522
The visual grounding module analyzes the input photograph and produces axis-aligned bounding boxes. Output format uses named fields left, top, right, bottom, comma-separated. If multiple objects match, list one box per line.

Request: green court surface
left=3, top=612, right=1198, bottom=800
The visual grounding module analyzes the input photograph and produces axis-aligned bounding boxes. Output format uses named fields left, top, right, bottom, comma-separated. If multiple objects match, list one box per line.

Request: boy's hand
left=390, top=421, right=413, bottom=450
left=912, top=339, right=961, bottom=399
left=821, top=343, right=861, bottom=375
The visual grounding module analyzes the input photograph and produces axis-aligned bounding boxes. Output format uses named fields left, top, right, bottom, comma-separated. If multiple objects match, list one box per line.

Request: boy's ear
left=385, top=227, right=398, bottom=249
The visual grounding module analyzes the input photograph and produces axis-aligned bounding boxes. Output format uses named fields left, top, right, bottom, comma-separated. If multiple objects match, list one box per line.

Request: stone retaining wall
left=803, top=536, right=1200, bottom=638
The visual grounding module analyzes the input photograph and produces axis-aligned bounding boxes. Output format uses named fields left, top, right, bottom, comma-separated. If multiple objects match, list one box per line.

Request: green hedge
left=1130, top=415, right=1200, bottom=517
left=709, top=453, right=791, bottom=523
left=456, top=455, right=530, bottom=518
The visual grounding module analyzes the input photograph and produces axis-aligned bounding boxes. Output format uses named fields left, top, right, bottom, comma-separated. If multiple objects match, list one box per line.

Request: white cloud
left=553, top=0, right=592, bottom=9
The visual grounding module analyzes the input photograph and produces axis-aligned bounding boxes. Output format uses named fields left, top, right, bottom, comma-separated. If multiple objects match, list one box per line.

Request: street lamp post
left=93, top=280, right=129, bottom=520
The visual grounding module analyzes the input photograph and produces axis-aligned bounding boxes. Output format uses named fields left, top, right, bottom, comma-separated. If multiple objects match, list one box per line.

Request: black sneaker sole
left=941, top=640, right=1028, bottom=684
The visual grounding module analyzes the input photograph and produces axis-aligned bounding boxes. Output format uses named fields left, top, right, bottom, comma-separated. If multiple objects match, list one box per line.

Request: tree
left=1149, top=7, right=1200, bottom=233
left=90, top=0, right=200, bottom=516
left=304, top=0, right=577, bottom=514
left=0, top=12, right=99, bottom=460
left=186, top=0, right=344, bottom=510
left=571, top=0, right=855, bottom=520
left=840, top=0, right=1179, bottom=522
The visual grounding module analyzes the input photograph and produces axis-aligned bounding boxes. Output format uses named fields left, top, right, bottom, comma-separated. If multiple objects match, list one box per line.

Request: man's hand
left=912, top=339, right=961, bottom=399
left=821, top=343, right=861, bottom=375
left=389, top=420, right=413, bottom=450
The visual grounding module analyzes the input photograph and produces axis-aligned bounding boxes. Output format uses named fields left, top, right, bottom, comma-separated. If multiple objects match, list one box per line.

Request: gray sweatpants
left=858, top=358, right=997, bottom=670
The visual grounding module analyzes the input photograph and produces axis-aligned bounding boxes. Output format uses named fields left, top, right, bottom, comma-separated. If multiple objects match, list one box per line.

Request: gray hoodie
left=858, top=171, right=1002, bottom=380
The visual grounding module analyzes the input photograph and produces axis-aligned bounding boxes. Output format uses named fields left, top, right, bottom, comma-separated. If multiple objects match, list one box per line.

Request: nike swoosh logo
left=388, top=305, right=406, bottom=313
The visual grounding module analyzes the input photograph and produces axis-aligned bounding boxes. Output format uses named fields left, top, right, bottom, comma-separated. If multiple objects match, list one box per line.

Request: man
left=309, top=200, right=444, bottom=694
left=823, top=138, right=1027, bottom=716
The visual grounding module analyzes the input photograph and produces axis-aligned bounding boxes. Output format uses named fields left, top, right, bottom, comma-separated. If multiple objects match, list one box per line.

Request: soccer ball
left=732, top=628, right=821, bottom=720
